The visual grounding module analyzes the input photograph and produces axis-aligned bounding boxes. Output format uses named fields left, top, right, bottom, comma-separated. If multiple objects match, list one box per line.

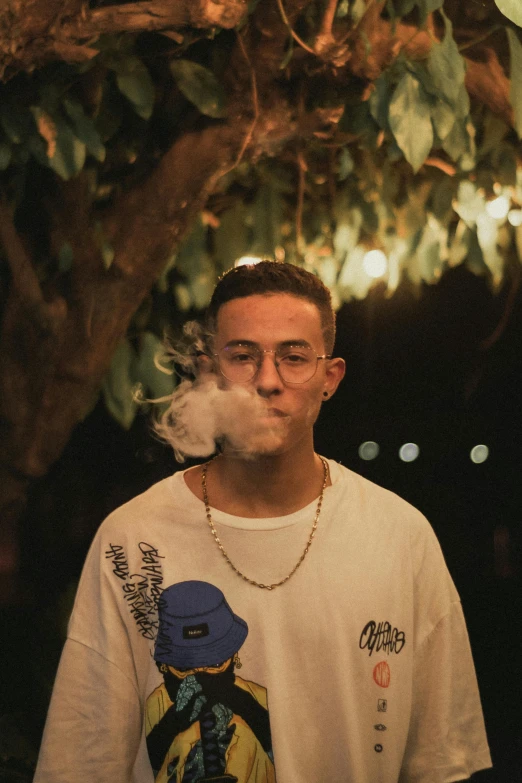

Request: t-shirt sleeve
left=399, top=526, right=493, bottom=783
left=34, top=639, right=143, bottom=783
left=34, top=524, right=146, bottom=783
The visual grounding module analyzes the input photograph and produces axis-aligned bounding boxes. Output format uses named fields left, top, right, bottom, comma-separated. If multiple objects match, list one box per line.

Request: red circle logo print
left=373, top=661, right=391, bottom=688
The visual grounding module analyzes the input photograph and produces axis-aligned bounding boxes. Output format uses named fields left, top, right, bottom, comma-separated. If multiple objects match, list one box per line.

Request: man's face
left=212, top=293, right=345, bottom=457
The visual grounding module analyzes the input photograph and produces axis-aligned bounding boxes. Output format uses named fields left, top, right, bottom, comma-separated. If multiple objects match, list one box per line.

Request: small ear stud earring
left=323, top=391, right=329, bottom=398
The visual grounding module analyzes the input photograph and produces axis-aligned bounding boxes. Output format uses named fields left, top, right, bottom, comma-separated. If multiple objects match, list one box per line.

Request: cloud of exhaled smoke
left=151, top=322, right=289, bottom=462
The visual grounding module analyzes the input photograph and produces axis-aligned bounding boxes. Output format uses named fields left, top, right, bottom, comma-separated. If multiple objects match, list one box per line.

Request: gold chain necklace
left=201, top=456, right=329, bottom=590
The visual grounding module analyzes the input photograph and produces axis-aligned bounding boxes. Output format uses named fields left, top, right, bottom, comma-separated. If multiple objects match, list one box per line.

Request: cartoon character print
left=146, top=580, right=275, bottom=783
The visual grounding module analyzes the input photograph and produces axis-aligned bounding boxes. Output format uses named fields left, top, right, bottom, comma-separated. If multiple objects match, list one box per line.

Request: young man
left=35, top=261, right=491, bottom=782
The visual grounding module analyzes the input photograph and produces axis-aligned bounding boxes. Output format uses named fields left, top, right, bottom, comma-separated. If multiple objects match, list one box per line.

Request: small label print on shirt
left=359, top=620, right=405, bottom=656
left=373, top=660, right=391, bottom=688
left=377, top=699, right=387, bottom=712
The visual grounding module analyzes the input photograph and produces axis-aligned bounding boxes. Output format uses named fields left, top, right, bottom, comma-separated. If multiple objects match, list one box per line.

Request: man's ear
left=324, top=357, right=346, bottom=399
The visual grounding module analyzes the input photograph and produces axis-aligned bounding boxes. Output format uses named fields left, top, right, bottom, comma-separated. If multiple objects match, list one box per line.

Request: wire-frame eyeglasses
left=212, top=344, right=331, bottom=384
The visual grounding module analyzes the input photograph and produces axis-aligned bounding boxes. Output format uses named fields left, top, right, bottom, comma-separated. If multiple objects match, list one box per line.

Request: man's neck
left=185, top=444, right=329, bottom=518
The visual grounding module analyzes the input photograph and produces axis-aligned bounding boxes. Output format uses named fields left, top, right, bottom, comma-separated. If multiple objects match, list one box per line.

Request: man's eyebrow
left=223, top=339, right=313, bottom=349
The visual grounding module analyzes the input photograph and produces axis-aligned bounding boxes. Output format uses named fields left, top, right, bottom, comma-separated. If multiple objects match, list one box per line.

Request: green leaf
left=0, top=142, right=11, bottom=170
left=369, top=71, right=395, bottom=130
left=476, top=211, right=503, bottom=283
left=495, top=1, right=522, bottom=26
left=347, top=0, right=366, bottom=22
left=427, top=11, right=466, bottom=108
left=492, top=144, right=517, bottom=186
left=52, top=129, right=86, bottom=180
left=386, top=0, right=418, bottom=17
left=190, top=272, right=215, bottom=310
left=418, top=0, right=444, bottom=23
left=63, top=99, right=106, bottom=162
left=507, top=29, right=522, bottom=138
left=32, top=107, right=87, bottom=180
left=479, top=111, right=509, bottom=155
left=175, top=218, right=209, bottom=277
left=170, top=60, right=227, bottom=118
left=413, top=218, right=447, bottom=283
left=388, top=72, right=433, bottom=172
left=431, top=99, right=455, bottom=141
left=430, top=178, right=456, bottom=223
left=58, top=242, right=74, bottom=273
left=441, top=118, right=469, bottom=163
left=94, top=221, right=115, bottom=269
left=448, top=221, right=471, bottom=267
left=101, top=338, right=139, bottom=430
left=340, top=100, right=379, bottom=144
left=174, top=282, right=192, bottom=311
left=337, top=147, right=354, bottom=180
left=453, top=181, right=485, bottom=226
left=115, top=57, right=155, bottom=120
left=101, top=241, right=115, bottom=269
left=131, top=332, right=175, bottom=402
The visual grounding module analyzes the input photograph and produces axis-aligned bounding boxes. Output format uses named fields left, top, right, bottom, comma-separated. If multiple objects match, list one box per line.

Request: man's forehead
left=213, top=295, right=325, bottom=352
left=216, top=292, right=321, bottom=321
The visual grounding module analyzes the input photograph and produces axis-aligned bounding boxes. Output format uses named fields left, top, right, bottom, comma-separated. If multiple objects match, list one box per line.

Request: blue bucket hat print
left=154, top=580, right=248, bottom=668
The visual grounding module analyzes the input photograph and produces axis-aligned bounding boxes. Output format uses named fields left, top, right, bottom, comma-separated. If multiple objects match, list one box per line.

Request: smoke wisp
left=152, top=322, right=290, bottom=461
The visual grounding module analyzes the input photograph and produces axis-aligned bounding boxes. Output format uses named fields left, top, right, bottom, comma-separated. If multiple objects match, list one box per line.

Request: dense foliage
left=0, top=0, right=521, bottom=498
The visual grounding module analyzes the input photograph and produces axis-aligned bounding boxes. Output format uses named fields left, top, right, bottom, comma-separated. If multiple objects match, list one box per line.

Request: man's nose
left=255, top=352, right=284, bottom=392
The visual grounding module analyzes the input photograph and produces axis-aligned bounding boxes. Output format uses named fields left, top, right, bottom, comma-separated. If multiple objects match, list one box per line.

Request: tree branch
left=64, top=0, right=248, bottom=38
left=1, top=0, right=249, bottom=76
left=274, top=0, right=316, bottom=55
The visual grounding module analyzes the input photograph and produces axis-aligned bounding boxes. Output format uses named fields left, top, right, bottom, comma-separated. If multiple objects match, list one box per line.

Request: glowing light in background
left=363, top=249, right=388, bottom=278
left=470, top=444, right=489, bottom=464
left=399, top=443, right=420, bottom=462
left=358, top=441, right=380, bottom=460
left=485, top=195, right=510, bottom=220
left=508, top=209, right=522, bottom=226
left=235, top=256, right=263, bottom=267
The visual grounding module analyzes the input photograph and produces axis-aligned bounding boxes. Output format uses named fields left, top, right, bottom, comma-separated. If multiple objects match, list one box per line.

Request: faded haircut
left=205, top=261, right=336, bottom=354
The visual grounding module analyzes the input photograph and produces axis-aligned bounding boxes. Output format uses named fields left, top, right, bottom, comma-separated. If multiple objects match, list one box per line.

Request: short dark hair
left=205, top=261, right=336, bottom=353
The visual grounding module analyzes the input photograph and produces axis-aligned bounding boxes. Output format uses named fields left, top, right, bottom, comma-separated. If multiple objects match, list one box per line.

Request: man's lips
left=261, top=408, right=288, bottom=418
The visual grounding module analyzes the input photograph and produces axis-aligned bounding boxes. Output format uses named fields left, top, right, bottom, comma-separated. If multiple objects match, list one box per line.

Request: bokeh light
left=508, top=209, right=522, bottom=226
left=358, top=441, right=380, bottom=460
left=485, top=195, right=510, bottom=220
left=363, top=249, right=388, bottom=278
left=470, top=444, right=489, bottom=464
left=235, top=256, right=263, bottom=267
left=399, top=443, right=420, bottom=462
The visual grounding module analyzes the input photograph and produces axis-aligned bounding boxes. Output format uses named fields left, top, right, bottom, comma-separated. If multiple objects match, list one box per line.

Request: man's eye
left=229, top=352, right=256, bottom=363
left=280, top=352, right=308, bottom=363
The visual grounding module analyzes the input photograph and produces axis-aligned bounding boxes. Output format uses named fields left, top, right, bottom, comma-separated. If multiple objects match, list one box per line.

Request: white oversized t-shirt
left=35, top=460, right=492, bottom=783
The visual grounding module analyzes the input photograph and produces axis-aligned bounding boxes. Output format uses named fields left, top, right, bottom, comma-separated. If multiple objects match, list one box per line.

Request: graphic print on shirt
left=105, top=541, right=164, bottom=639
left=145, top=580, right=275, bottom=783
left=358, top=620, right=405, bottom=756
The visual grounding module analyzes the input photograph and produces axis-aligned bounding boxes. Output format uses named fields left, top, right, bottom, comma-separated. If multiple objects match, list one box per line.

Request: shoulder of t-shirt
left=328, top=458, right=434, bottom=535
left=330, top=461, right=460, bottom=611
left=96, top=472, right=184, bottom=537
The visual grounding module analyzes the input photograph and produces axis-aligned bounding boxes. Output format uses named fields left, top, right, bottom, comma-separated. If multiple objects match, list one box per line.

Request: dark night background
left=1, top=265, right=520, bottom=781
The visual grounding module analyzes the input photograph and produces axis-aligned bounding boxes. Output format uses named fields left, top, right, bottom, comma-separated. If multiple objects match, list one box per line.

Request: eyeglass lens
left=218, top=346, right=320, bottom=383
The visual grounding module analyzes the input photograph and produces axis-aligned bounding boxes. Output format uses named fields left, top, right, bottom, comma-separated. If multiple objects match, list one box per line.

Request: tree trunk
left=0, top=116, right=252, bottom=600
